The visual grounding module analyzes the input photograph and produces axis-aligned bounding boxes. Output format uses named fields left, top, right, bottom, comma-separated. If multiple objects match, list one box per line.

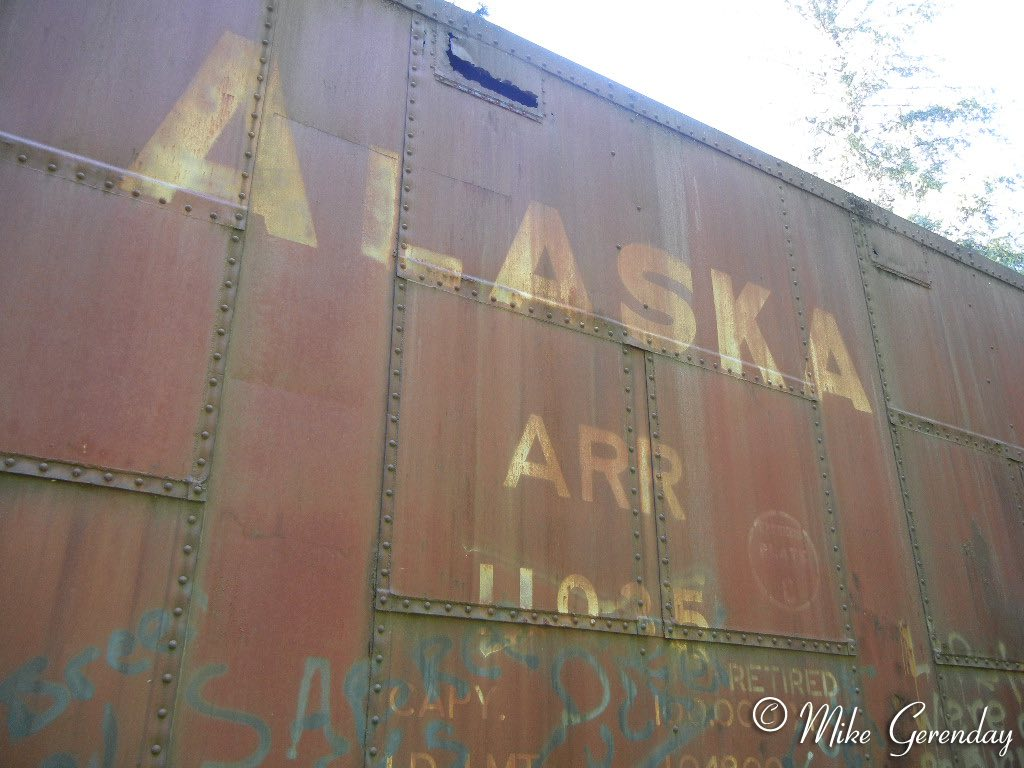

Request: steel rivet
left=103, top=472, right=113, bottom=482
left=151, top=745, right=162, bottom=755
left=38, top=462, right=48, bottom=472
left=134, top=477, right=144, bottom=486
left=47, top=163, right=57, bottom=172
left=157, top=708, right=168, bottom=719
left=75, top=171, right=85, bottom=180
left=72, top=467, right=82, bottom=477
left=168, top=639, right=178, bottom=650
left=185, top=204, right=192, bottom=212
left=162, top=673, right=173, bottom=683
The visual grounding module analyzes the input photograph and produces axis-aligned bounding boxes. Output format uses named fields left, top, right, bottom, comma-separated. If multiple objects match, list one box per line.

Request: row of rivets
left=396, top=0, right=1024, bottom=294
left=377, top=595, right=641, bottom=634
left=0, top=131, right=245, bottom=228
left=889, top=408, right=1024, bottom=463
left=934, top=652, right=1024, bottom=672
left=188, top=231, right=243, bottom=492
left=775, top=191, right=867, bottom=762
left=851, top=215, right=957, bottom=747
left=146, top=2, right=277, bottom=763
left=398, top=260, right=818, bottom=404
left=780, top=187, right=855, bottom=640
left=621, top=347, right=648, bottom=634
left=148, top=504, right=203, bottom=762
left=0, top=453, right=195, bottom=500
left=643, top=353, right=674, bottom=637
left=366, top=19, right=424, bottom=764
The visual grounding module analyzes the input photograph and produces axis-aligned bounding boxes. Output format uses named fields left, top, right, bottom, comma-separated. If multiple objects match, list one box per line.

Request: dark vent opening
left=447, top=35, right=539, bottom=109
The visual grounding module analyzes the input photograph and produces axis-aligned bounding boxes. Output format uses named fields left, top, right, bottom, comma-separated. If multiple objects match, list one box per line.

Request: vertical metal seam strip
left=151, top=1, right=280, bottom=764
left=642, top=352, right=673, bottom=639
left=363, top=14, right=423, bottom=767
left=776, top=184, right=867, bottom=761
left=186, top=0, right=277, bottom=493
left=849, top=214, right=959, bottom=762
left=622, top=346, right=647, bottom=634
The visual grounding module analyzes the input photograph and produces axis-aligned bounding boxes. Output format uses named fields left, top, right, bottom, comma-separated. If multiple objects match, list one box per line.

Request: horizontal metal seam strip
left=0, top=450, right=203, bottom=501
left=0, top=130, right=247, bottom=230
left=399, top=262, right=819, bottom=402
left=378, top=593, right=856, bottom=655
left=888, top=406, right=1024, bottom=462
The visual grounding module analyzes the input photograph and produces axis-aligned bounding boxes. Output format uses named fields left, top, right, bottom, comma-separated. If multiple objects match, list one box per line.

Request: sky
left=446, top=0, right=1022, bottom=242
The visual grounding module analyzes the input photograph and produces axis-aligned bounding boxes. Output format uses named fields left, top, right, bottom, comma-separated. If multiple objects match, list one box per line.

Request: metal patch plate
left=0, top=161, right=232, bottom=481
left=0, top=474, right=194, bottom=766
left=648, top=355, right=849, bottom=645
left=898, top=429, right=1024, bottom=664
left=364, top=613, right=865, bottom=767
left=384, top=284, right=644, bottom=628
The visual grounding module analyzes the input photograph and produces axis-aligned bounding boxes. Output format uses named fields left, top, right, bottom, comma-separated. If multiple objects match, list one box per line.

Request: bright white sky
left=448, top=0, right=1022, bottom=237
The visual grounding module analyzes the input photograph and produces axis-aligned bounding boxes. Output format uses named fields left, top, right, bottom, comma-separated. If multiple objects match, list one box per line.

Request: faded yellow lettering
left=578, top=424, right=629, bottom=509
left=804, top=308, right=872, bottom=413
left=475, top=684, right=497, bottom=720
left=656, top=443, right=686, bottom=521
left=251, top=65, right=317, bottom=246
left=389, top=685, right=414, bottom=716
left=130, top=32, right=317, bottom=246
left=618, top=243, right=696, bottom=348
left=673, top=585, right=709, bottom=628
left=478, top=563, right=494, bottom=604
left=711, top=269, right=782, bottom=385
left=418, top=694, right=444, bottom=718
left=410, top=754, right=437, bottom=768
left=447, top=685, right=471, bottom=719
left=503, top=414, right=569, bottom=498
left=491, top=202, right=591, bottom=311
left=519, top=567, right=534, bottom=609
left=405, top=246, right=464, bottom=288
left=557, top=574, right=600, bottom=616
left=361, top=148, right=400, bottom=264
left=128, top=31, right=250, bottom=200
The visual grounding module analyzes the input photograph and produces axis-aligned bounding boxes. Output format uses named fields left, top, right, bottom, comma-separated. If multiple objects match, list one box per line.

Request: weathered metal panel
left=783, top=187, right=945, bottom=762
left=167, top=2, right=405, bottom=759
left=0, top=474, right=193, bottom=766
left=0, top=0, right=266, bottom=213
left=898, top=430, right=1024, bottom=664
left=861, top=222, right=1018, bottom=446
left=399, top=22, right=808, bottom=391
left=0, top=160, right=230, bottom=483
left=364, top=613, right=864, bottom=767
left=385, top=284, right=646, bottom=629
left=938, top=668, right=1024, bottom=767
left=648, top=356, right=848, bottom=644
left=2, top=0, right=1024, bottom=766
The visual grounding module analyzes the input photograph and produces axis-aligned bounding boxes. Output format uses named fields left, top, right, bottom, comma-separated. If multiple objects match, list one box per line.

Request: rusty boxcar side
left=1, top=1, right=1022, bottom=766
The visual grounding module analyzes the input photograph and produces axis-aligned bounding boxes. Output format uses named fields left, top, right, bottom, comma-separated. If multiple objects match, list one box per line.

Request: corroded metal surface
left=365, top=613, right=863, bottom=767
left=386, top=285, right=645, bottom=628
left=0, top=160, right=231, bottom=483
left=649, top=355, right=848, bottom=645
left=2, top=0, right=1023, bottom=766
left=0, top=474, right=194, bottom=765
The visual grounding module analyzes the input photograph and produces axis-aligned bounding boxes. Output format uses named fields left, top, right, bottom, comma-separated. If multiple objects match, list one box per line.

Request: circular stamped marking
left=747, top=511, right=820, bottom=610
